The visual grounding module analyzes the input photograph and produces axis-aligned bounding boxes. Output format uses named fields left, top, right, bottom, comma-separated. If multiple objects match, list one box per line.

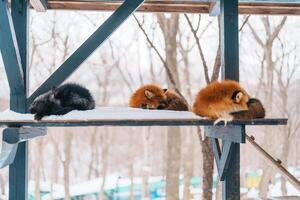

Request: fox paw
left=34, top=114, right=43, bottom=121
left=213, top=115, right=233, bottom=126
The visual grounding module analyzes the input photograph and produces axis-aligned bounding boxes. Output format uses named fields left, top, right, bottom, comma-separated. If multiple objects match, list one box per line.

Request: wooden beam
left=47, top=0, right=210, bottom=13
left=46, top=0, right=300, bottom=15
left=0, top=0, right=25, bottom=97
left=0, top=118, right=287, bottom=128
left=246, top=135, right=300, bottom=192
left=28, top=0, right=145, bottom=105
left=3, top=127, right=47, bottom=144
left=30, top=0, right=47, bottom=12
left=209, top=0, right=220, bottom=16
left=9, top=0, right=30, bottom=199
left=220, top=0, right=240, bottom=198
left=205, top=125, right=245, bottom=143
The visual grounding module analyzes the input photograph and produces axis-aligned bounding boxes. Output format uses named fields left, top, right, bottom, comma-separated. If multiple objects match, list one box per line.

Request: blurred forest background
left=0, top=11, right=300, bottom=200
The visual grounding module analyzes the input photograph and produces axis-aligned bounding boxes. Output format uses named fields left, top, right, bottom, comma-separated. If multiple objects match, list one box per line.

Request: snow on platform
left=0, top=107, right=199, bottom=121
left=0, top=107, right=287, bottom=127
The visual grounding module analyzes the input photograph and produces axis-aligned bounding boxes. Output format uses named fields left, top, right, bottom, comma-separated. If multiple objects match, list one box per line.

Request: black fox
left=29, top=83, right=95, bottom=120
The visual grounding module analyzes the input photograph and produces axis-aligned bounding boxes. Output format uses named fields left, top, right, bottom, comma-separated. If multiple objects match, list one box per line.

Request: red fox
left=193, top=80, right=250, bottom=124
left=129, top=84, right=167, bottom=109
left=129, top=84, right=189, bottom=111
left=231, top=98, right=265, bottom=120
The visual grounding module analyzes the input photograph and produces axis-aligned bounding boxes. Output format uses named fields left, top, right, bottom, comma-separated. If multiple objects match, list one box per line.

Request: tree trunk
left=252, top=16, right=287, bottom=198
left=142, top=128, right=150, bottom=199
left=0, top=174, right=5, bottom=195
left=201, top=138, right=214, bottom=200
left=34, top=138, right=44, bottom=200
left=157, top=13, right=181, bottom=200
left=129, top=163, right=135, bottom=200
left=183, top=129, right=194, bottom=200
left=99, top=128, right=109, bottom=200
left=63, top=133, right=73, bottom=200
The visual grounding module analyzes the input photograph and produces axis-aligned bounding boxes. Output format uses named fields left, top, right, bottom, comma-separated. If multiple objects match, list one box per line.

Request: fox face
left=141, top=90, right=168, bottom=109
left=129, top=84, right=167, bottom=110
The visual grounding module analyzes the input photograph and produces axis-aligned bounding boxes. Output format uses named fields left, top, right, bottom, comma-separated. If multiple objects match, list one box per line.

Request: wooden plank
left=3, top=127, right=47, bottom=144
left=30, top=0, right=47, bottom=12
left=205, top=125, right=245, bottom=143
left=46, top=0, right=300, bottom=15
left=0, top=118, right=287, bottom=127
left=28, top=0, right=145, bottom=105
left=47, top=0, right=210, bottom=13
left=246, top=135, right=300, bottom=192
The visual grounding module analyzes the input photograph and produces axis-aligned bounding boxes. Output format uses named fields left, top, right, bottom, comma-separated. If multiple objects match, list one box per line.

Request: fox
left=193, top=80, right=250, bottom=125
left=230, top=98, right=265, bottom=120
left=129, top=84, right=167, bottom=109
left=129, top=84, right=189, bottom=111
left=29, top=83, right=95, bottom=120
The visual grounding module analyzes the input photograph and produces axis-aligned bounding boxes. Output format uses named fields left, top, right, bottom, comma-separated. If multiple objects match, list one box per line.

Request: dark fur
left=231, top=98, right=265, bottom=120
left=29, top=83, right=95, bottom=120
left=157, top=89, right=189, bottom=111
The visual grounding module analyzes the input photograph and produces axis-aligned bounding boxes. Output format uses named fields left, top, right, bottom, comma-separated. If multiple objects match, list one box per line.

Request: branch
left=211, top=16, right=221, bottom=82
left=239, top=15, right=250, bottom=32
left=184, top=14, right=210, bottom=84
left=133, top=14, right=185, bottom=100
left=270, top=16, right=287, bottom=44
left=248, top=22, right=264, bottom=47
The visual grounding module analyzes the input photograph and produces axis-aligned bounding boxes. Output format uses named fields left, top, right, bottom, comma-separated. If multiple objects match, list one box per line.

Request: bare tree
left=247, top=16, right=287, bottom=197
left=274, top=39, right=300, bottom=195
left=184, top=14, right=221, bottom=200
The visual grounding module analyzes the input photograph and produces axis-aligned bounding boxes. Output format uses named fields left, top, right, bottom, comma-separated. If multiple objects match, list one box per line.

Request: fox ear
left=163, top=88, right=168, bottom=92
left=234, top=91, right=244, bottom=103
left=52, top=86, right=58, bottom=97
left=51, top=86, right=57, bottom=92
left=144, top=90, right=154, bottom=99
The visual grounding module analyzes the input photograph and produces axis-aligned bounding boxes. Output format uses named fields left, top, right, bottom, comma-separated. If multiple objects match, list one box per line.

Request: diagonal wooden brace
left=205, top=125, right=245, bottom=180
left=28, top=0, right=145, bottom=105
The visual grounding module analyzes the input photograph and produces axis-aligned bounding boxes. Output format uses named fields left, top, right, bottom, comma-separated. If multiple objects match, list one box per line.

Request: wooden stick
left=246, top=134, right=300, bottom=192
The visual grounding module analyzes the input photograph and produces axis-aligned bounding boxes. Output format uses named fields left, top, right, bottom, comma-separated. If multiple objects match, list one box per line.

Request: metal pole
left=220, top=0, right=240, bottom=199
left=9, top=0, right=29, bottom=199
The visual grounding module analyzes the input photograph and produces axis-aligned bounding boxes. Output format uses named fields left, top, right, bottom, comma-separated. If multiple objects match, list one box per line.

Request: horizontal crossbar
left=47, top=0, right=300, bottom=15
left=0, top=118, right=287, bottom=127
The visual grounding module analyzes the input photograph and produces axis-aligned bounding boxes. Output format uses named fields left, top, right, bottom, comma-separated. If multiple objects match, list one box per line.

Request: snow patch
left=0, top=107, right=202, bottom=121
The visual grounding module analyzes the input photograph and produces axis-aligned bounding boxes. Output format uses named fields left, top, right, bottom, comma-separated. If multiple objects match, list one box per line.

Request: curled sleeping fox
left=129, top=84, right=189, bottom=111
left=193, top=80, right=265, bottom=124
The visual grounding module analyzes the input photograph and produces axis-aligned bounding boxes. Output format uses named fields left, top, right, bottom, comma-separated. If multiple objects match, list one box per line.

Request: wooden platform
left=0, top=107, right=287, bottom=127
left=46, top=0, right=300, bottom=15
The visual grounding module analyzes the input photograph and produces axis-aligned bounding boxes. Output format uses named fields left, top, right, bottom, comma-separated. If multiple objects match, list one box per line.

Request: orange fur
left=164, top=89, right=189, bottom=111
left=193, top=80, right=250, bottom=119
left=129, top=84, right=167, bottom=109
